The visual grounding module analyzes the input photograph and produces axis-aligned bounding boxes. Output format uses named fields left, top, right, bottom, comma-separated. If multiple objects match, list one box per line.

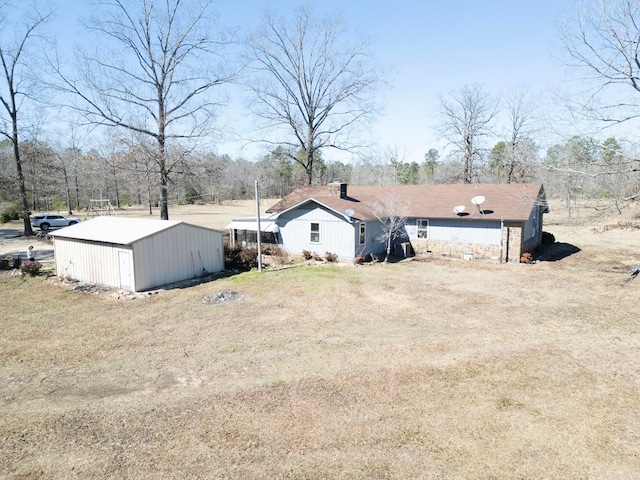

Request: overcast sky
left=54, top=0, right=577, bottom=163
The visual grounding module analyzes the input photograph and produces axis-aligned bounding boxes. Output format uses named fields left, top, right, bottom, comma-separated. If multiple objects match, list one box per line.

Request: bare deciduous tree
left=437, top=85, right=500, bottom=184
left=245, top=4, right=385, bottom=185
left=0, top=2, right=51, bottom=235
left=55, top=0, right=234, bottom=220
left=369, top=194, right=409, bottom=262
left=562, top=0, right=640, bottom=124
left=502, top=88, right=539, bottom=183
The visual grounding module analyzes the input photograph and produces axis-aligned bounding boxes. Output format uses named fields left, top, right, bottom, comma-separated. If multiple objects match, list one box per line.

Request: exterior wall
left=54, top=238, right=132, bottom=289
left=356, top=220, right=386, bottom=257
left=277, top=206, right=356, bottom=259
left=267, top=196, right=546, bottom=262
left=54, top=224, right=224, bottom=292
left=521, top=204, right=543, bottom=255
left=406, top=218, right=503, bottom=260
left=133, top=224, right=224, bottom=291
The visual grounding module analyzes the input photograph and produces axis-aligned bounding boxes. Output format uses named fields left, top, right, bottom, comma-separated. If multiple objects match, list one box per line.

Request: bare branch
left=437, top=85, right=500, bottom=184
left=244, top=4, right=386, bottom=185
left=51, top=0, right=235, bottom=219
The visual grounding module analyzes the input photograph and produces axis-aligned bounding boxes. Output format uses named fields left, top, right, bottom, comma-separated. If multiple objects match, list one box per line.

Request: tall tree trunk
left=159, top=144, right=169, bottom=220
left=112, top=165, right=120, bottom=208
left=62, top=164, right=72, bottom=214
left=463, top=134, right=473, bottom=184
left=74, top=164, right=81, bottom=210
left=10, top=114, right=33, bottom=235
left=306, top=140, right=314, bottom=185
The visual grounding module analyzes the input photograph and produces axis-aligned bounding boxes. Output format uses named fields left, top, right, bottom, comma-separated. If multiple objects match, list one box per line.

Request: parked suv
left=32, top=214, right=81, bottom=230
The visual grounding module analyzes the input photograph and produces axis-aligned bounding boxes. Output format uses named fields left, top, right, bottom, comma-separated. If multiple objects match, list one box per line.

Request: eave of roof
left=50, top=216, right=183, bottom=245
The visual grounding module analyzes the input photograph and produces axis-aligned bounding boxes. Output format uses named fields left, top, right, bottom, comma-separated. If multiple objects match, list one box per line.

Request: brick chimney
left=328, top=182, right=347, bottom=199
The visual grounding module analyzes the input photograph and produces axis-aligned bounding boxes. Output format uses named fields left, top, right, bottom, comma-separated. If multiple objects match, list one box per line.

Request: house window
left=310, top=222, right=320, bottom=243
left=417, top=219, right=429, bottom=239
left=359, top=223, right=366, bottom=244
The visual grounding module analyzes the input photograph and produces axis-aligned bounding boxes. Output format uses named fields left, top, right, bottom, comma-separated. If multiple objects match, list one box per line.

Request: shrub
left=224, top=244, right=258, bottom=272
left=325, top=252, right=338, bottom=262
left=264, top=246, right=289, bottom=265
left=0, top=209, right=20, bottom=224
left=21, top=261, right=42, bottom=276
left=302, top=250, right=313, bottom=260
left=354, top=255, right=364, bottom=265
left=541, top=231, right=555, bottom=245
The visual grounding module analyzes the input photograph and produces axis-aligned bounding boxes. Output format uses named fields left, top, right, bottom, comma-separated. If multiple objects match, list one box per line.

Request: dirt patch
left=202, top=289, right=243, bottom=304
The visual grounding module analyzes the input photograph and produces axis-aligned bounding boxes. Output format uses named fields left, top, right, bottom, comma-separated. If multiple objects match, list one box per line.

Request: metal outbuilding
left=50, top=216, right=224, bottom=291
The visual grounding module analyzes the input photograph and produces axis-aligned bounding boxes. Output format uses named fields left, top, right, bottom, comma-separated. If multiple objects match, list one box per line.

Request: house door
left=118, top=251, right=132, bottom=289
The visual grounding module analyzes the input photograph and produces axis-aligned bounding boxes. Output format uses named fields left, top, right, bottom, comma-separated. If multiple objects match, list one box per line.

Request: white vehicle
left=32, top=214, right=81, bottom=230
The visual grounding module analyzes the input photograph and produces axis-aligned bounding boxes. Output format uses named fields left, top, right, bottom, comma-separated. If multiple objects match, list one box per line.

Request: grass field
left=1, top=201, right=640, bottom=478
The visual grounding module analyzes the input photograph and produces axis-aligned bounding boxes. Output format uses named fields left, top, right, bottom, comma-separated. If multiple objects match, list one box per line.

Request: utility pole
left=255, top=180, right=262, bottom=272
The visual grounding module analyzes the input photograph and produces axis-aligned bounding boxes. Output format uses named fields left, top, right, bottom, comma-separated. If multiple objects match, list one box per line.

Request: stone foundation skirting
left=411, top=238, right=502, bottom=260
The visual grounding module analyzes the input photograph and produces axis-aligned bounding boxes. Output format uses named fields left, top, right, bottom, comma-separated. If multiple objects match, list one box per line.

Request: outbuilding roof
left=266, top=183, right=548, bottom=222
left=50, top=216, right=183, bottom=245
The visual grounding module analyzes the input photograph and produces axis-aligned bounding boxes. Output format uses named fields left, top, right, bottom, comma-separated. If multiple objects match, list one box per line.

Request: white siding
left=54, top=238, right=131, bottom=289
left=522, top=205, right=539, bottom=241
left=133, top=224, right=224, bottom=291
left=53, top=223, right=224, bottom=292
left=359, top=220, right=386, bottom=256
left=277, top=206, right=356, bottom=258
left=406, top=218, right=502, bottom=245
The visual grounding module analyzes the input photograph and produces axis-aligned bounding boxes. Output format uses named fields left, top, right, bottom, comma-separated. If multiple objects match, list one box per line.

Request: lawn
left=1, top=203, right=640, bottom=478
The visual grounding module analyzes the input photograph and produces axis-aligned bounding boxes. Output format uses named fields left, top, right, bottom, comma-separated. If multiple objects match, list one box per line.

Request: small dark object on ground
left=520, top=252, right=533, bottom=264
left=202, top=289, right=243, bottom=304
left=625, top=266, right=640, bottom=283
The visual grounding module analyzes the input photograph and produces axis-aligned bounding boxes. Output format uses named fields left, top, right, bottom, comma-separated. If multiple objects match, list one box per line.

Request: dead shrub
left=21, top=261, right=42, bottom=276
left=302, top=250, right=313, bottom=261
left=224, top=245, right=258, bottom=272
left=520, top=252, right=533, bottom=264
left=325, top=252, right=338, bottom=263
left=268, top=246, right=289, bottom=265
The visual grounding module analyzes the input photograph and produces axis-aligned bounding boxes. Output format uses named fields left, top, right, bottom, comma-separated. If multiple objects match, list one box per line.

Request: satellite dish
left=453, top=205, right=466, bottom=214
left=471, top=195, right=485, bottom=206
left=345, top=208, right=355, bottom=218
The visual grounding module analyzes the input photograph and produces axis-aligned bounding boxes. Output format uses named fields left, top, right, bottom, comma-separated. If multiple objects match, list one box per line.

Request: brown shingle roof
left=266, top=183, right=547, bottom=222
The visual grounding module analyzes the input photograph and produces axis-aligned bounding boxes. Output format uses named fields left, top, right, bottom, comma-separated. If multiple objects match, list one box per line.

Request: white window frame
left=359, top=222, right=366, bottom=245
left=417, top=219, right=429, bottom=239
left=310, top=222, right=320, bottom=243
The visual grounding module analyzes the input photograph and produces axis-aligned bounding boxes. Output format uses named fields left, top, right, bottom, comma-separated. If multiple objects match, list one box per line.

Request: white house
left=51, top=216, right=224, bottom=291
left=227, top=183, right=549, bottom=263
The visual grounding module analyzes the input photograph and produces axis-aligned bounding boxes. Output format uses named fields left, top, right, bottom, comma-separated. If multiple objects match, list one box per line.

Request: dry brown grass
left=2, top=201, right=640, bottom=478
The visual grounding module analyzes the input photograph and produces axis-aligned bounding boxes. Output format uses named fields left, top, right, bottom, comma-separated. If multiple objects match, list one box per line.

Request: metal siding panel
left=131, top=224, right=223, bottom=291
left=54, top=238, right=127, bottom=288
left=423, top=219, right=502, bottom=245
left=523, top=207, right=536, bottom=240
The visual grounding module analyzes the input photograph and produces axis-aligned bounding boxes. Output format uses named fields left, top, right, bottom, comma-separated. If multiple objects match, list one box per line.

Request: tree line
left=3, top=133, right=637, bottom=217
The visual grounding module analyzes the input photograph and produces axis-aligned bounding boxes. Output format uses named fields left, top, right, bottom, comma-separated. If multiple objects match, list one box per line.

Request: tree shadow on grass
left=536, top=242, right=581, bottom=262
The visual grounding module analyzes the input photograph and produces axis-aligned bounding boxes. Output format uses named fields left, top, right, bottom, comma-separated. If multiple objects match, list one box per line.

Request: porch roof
left=226, top=219, right=279, bottom=233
